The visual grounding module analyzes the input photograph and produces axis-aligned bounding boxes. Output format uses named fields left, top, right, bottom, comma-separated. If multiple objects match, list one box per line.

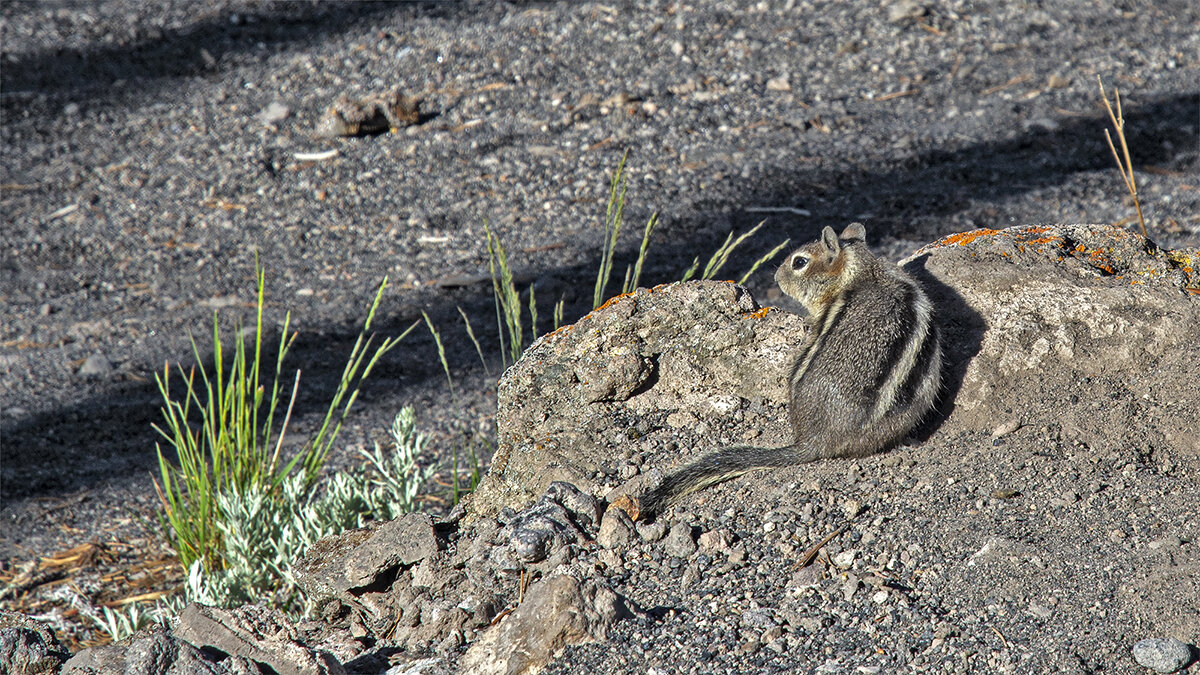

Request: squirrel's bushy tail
left=640, top=444, right=824, bottom=517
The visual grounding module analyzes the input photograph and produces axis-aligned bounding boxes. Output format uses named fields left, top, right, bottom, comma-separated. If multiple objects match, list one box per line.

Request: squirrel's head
left=775, top=223, right=868, bottom=313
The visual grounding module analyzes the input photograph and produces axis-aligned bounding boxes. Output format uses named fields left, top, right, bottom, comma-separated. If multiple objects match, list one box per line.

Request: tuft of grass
left=77, top=591, right=183, bottom=643
left=553, top=296, right=565, bottom=331
left=1097, top=76, right=1148, bottom=238
left=181, top=407, right=434, bottom=610
left=153, top=265, right=413, bottom=574
left=594, top=151, right=662, bottom=303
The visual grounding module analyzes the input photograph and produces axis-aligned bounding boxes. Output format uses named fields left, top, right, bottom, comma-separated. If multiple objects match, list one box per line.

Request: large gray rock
left=460, top=575, right=632, bottom=675
left=905, top=224, right=1200, bottom=457
left=463, top=225, right=1200, bottom=521
left=466, top=280, right=807, bottom=521
left=293, top=513, right=441, bottom=600
left=172, top=604, right=344, bottom=675
left=61, top=630, right=258, bottom=675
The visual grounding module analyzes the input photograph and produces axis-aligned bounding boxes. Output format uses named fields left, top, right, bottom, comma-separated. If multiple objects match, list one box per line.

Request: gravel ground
left=2, top=0, right=1198, bottom=666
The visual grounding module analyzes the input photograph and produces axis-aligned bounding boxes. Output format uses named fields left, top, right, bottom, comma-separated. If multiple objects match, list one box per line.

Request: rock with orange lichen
left=919, top=224, right=1199, bottom=290
left=463, top=224, right=1199, bottom=523
left=905, top=223, right=1199, bottom=458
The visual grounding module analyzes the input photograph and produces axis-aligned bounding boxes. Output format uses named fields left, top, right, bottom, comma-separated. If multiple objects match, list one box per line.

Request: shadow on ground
left=1, top=90, right=1196, bottom=506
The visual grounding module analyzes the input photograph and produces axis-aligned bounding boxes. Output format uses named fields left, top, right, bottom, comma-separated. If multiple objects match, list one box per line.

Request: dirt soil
left=1, top=0, right=1198, bottom=667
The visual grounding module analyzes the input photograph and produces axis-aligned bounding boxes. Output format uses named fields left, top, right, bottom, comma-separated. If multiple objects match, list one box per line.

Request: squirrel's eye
left=792, top=254, right=808, bottom=271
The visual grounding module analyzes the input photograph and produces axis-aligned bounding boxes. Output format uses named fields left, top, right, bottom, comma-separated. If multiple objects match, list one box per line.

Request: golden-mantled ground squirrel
left=641, top=223, right=942, bottom=515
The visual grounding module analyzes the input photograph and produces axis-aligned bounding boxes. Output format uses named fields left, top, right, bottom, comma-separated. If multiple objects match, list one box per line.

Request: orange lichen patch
left=544, top=323, right=575, bottom=340
left=595, top=291, right=637, bottom=312
left=934, top=228, right=1002, bottom=247
left=742, top=307, right=771, bottom=320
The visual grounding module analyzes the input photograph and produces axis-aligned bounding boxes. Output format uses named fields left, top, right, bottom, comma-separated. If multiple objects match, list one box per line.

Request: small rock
left=663, top=523, right=697, bottom=558
left=1027, top=603, right=1053, bottom=619
left=0, top=612, right=69, bottom=675
left=887, top=0, right=926, bottom=23
left=461, top=576, right=631, bottom=675
left=636, top=521, right=667, bottom=543
left=697, top=528, right=732, bottom=552
left=842, top=577, right=861, bottom=601
left=1047, top=74, right=1071, bottom=89
left=173, top=604, right=344, bottom=675
left=597, top=508, right=635, bottom=549
left=259, top=100, right=291, bottom=124
left=78, top=353, right=113, bottom=377
left=741, top=609, right=776, bottom=628
left=766, top=75, right=790, bottom=92
left=1131, top=638, right=1192, bottom=673
left=789, top=564, right=822, bottom=590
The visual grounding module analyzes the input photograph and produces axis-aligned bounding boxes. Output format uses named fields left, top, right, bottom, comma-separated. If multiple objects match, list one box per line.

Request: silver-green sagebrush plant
left=178, top=407, right=434, bottom=611
left=151, top=265, right=428, bottom=614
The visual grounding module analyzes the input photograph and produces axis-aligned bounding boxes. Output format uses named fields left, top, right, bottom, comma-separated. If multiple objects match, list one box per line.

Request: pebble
left=258, top=100, right=291, bottom=124
left=887, top=0, right=926, bottom=23
left=636, top=521, right=666, bottom=543
left=597, top=509, right=635, bottom=549
left=1131, top=638, right=1192, bottom=673
left=78, top=353, right=113, bottom=377
left=663, top=522, right=698, bottom=558
left=766, top=75, right=790, bottom=92
left=697, top=528, right=731, bottom=552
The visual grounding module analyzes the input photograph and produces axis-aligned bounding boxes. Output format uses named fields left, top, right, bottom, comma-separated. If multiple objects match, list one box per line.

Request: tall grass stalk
left=1097, top=76, right=1148, bottom=238
left=299, top=281, right=414, bottom=483
left=457, top=307, right=490, bottom=376
left=738, top=238, right=791, bottom=285
left=553, top=297, right=565, bottom=331
left=485, top=223, right=523, bottom=367
left=622, top=212, right=660, bottom=294
left=593, top=151, right=630, bottom=308
left=528, top=284, right=539, bottom=342
left=423, top=311, right=456, bottom=403
left=681, top=221, right=768, bottom=282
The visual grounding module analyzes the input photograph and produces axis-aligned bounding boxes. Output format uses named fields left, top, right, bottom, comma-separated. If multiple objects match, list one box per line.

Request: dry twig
left=1097, top=76, right=1148, bottom=238
left=795, top=523, right=850, bottom=569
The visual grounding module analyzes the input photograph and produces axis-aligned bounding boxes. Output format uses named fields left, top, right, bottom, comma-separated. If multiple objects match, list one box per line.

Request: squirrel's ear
left=840, top=222, right=866, bottom=242
left=820, top=226, right=840, bottom=253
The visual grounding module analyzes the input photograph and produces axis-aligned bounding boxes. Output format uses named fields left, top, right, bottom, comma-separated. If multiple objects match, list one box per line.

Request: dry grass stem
left=1097, top=76, right=1148, bottom=238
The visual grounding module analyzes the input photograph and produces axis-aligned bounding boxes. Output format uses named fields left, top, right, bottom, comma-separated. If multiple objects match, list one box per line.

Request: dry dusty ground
left=1, top=0, right=1198, bottom=669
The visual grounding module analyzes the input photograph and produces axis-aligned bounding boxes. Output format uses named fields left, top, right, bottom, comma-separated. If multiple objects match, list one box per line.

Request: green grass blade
left=457, top=306, right=490, bottom=377
left=738, top=238, right=790, bottom=285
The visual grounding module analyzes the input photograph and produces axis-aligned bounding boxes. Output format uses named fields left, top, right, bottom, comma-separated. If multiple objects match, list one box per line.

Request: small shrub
left=154, top=264, right=415, bottom=596
left=182, top=407, right=435, bottom=610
